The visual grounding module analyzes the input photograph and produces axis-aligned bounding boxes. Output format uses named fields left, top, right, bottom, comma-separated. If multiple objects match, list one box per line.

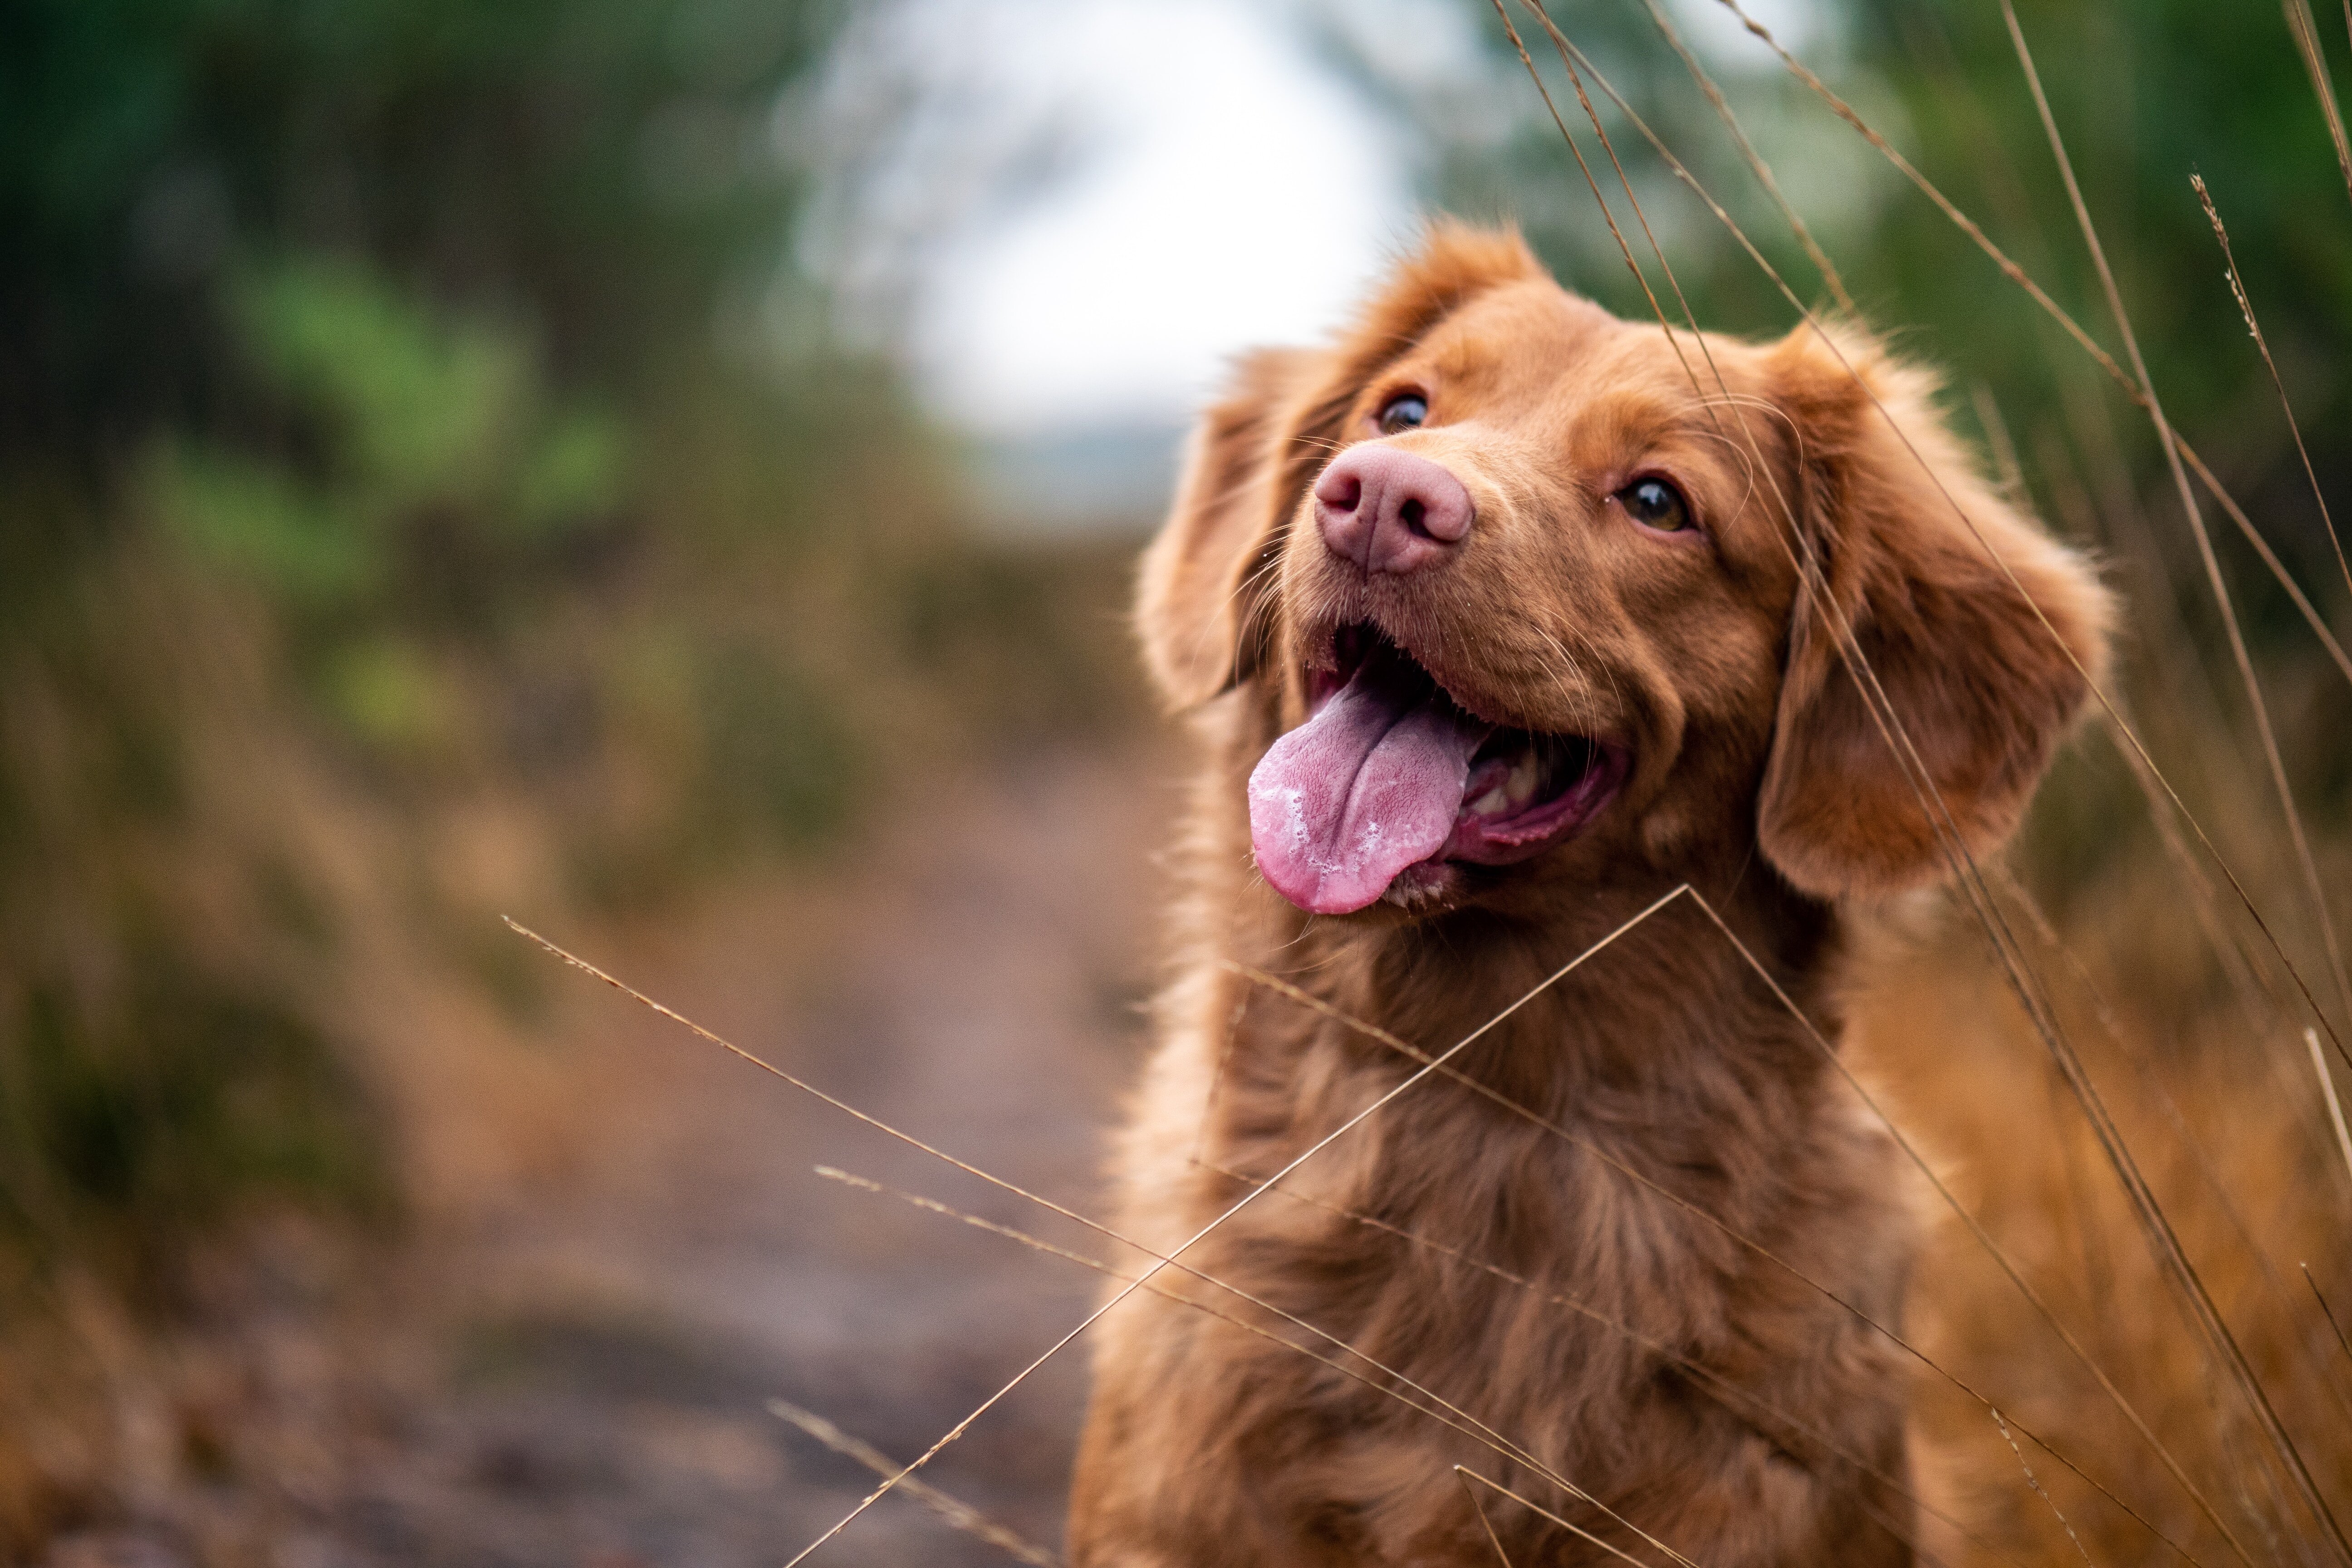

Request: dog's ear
left=1755, top=328, right=2112, bottom=899
left=1136, top=221, right=1544, bottom=710
left=1135, top=347, right=1322, bottom=709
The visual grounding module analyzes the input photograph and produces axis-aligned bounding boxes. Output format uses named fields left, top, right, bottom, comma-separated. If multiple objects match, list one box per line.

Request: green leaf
left=507, top=406, right=628, bottom=539
left=148, top=438, right=380, bottom=606
left=236, top=258, right=534, bottom=509
left=317, top=634, right=457, bottom=755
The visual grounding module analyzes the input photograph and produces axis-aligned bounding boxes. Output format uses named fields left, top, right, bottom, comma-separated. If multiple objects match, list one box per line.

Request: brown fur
left=1073, top=222, right=2111, bottom=1567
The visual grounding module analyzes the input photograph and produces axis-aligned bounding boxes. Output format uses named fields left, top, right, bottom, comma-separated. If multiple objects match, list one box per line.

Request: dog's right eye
left=1619, top=477, right=1693, bottom=534
left=1376, top=394, right=1428, bottom=435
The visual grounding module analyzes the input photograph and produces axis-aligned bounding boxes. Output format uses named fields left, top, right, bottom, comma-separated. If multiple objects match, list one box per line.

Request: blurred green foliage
left=0, top=0, right=1157, bottom=1302
left=1, top=0, right=833, bottom=475
left=5, top=971, right=391, bottom=1278
left=155, top=258, right=627, bottom=611
left=0, top=0, right=980, bottom=1288
left=1847, top=1, right=2352, bottom=608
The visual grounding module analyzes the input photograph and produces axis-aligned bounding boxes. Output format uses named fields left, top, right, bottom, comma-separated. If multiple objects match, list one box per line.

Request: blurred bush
left=0, top=0, right=1140, bottom=1323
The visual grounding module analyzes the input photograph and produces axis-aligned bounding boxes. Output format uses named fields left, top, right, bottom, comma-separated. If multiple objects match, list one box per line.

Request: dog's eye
left=1619, top=477, right=1692, bottom=533
left=1376, top=394, right=1428, bottom=435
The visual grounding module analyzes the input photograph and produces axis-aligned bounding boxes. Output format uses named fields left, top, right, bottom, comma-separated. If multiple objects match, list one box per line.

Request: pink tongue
left=1248, top=651, right=1492, bottom=915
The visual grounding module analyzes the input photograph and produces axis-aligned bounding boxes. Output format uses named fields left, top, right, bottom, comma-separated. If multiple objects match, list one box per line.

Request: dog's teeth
left=1470, top=787, right=1508, bottom=815
left=1505, top=750, right=1540, bottom=807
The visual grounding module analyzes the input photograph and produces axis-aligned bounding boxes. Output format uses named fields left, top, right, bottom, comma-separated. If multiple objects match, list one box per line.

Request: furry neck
left=1228, top=854, right=1842, bottom=1114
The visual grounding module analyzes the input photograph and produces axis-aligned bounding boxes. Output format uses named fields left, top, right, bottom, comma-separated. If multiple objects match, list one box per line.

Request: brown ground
left=35, top=734, right=1176, bottom=1568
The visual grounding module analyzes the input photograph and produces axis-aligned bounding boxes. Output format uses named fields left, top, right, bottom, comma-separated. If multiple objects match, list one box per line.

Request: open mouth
left=1247, top=624, right=1628, bottom=916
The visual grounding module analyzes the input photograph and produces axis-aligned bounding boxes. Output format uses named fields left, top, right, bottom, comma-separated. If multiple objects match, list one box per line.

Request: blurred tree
left=0, top=0, right=917, bottom=1284
left=1, top=0, right=833, bottom=481
left=1842, top=1, right=2352, bottom=644
left=0, top=0, right=1142, bottom=1308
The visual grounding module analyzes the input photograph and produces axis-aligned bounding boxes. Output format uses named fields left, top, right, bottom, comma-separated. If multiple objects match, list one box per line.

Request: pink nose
left=1313, top=445, right=1474, bottom=575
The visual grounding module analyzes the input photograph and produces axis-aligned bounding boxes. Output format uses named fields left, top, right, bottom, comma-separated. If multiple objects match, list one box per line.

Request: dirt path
left=311, top=739, right=1174, bottom=1567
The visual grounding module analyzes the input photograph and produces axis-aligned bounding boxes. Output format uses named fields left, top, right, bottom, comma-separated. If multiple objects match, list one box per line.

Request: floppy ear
left=1135, top=347, right=1321, bottom=709
left=1756, top=329, right=2113, bottom=900
left=1135, top=220, right=1545, bottom=710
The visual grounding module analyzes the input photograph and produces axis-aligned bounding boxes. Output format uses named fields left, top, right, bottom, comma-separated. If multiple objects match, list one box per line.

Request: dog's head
left=1138, top=222, right=2110, bottom=918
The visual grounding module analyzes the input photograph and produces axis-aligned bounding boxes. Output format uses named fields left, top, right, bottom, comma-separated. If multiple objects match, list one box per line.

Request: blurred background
left=3, top=0, right=2349, bottom=1563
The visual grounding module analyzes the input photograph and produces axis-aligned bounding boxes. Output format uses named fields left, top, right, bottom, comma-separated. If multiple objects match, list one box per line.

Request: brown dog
left=1067, top=223, right=2110, bottom=1567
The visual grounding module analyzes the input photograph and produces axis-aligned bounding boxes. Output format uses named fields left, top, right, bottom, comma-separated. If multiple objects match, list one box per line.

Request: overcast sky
left=919, top=1, right=1411, bottom=435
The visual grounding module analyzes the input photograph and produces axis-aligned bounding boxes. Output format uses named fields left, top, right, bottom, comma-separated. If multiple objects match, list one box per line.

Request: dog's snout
left=1313, top=446, right=1473, bottom=576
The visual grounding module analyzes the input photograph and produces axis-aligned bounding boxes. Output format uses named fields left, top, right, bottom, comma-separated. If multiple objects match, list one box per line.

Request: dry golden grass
left=1850, top=881, right=2352, bottom=1568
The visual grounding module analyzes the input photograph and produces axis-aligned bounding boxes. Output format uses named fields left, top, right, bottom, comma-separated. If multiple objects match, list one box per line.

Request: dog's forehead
left=1417, top=282, right=1714, bottom=409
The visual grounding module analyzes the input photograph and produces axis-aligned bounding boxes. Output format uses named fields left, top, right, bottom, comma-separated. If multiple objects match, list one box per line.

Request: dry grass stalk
left=1990, top=861, right=2352, bottom=1431
left=1636, top=0, right=1856, bottom=314
left=1457, top=1470, right=1519, bottom=1568
left=2286, top=0, right=2352, bottom=203
left=1452, top=1467, right=1671, bottom=1568
left=811, top=1164, right=1679, bottom=1546
left=2309, top=1029, right=2352, bottom=1195
left=2190, top=172, right=2352, bottom=616
left=518, top=892, right=1700, bottom=1565
left=2003, top=9, right=2350, bottom=1551
left=1991, top=1408, right=2097, bottom=1568
left=2007, top=0, right=2352, bottom=1074
left=1483, top=0, right=1710, bottom=405
left=767, top=1399, right=1062, bottom=1567
left=2308, top=1266, right=2352, bottom=1368
left=1970, top=384, right=2029, bottom=499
